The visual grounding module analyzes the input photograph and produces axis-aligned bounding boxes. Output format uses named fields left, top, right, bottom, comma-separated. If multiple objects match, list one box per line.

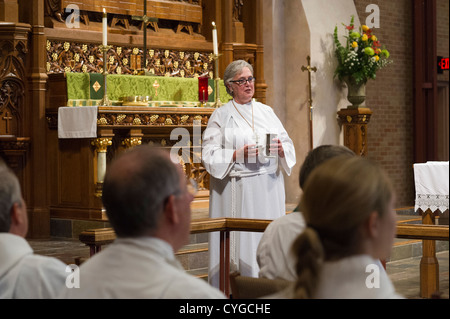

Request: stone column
left=91, top=137, right=112, bottom=197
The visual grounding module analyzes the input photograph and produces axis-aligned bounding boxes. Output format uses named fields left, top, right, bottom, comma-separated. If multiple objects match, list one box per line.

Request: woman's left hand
left=269, top=138, right=285, bottom=158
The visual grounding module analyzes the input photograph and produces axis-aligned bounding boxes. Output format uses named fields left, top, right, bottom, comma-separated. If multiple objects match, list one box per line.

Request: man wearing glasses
left=59, top=146, right=225, bottom=299
left=202, top=60, right=296, bottom=287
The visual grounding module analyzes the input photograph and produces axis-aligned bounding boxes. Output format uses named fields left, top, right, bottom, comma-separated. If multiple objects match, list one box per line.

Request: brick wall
left=353, top=0, right=449, bottom=207
left=354, top=0, right=415, bottom=207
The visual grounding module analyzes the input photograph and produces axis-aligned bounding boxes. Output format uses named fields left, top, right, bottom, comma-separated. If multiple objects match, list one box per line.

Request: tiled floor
left=386, top=251, right=448, bottom=299
left=29, top=237, right=91, bottom=265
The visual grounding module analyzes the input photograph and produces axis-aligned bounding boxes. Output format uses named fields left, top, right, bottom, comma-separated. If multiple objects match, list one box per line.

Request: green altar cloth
left=65, top=73, right=231, bottom=107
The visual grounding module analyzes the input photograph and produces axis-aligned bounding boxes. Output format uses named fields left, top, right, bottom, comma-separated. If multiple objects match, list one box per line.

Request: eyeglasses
left=229, top=76, right=256, bottom=87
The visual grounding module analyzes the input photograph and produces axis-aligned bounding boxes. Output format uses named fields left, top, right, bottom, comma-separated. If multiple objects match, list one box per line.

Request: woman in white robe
left=202, top=60, right=296, bottom=287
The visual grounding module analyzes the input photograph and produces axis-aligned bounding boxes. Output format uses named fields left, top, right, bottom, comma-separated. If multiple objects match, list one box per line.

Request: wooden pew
left=79, top=219, right=449, bottom=298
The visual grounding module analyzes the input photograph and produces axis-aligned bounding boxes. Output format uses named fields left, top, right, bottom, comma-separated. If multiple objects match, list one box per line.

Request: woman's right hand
left=233, top=144, right=258, bottom=162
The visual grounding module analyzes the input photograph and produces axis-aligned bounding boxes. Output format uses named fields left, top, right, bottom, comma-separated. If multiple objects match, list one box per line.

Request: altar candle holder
left=211, top=22, right=222, bottom=108
left=198, top=76, right=209, bottom=107
left=99, top=44, right=112, bottom=106
left=212, top=53, right=222, bottom=108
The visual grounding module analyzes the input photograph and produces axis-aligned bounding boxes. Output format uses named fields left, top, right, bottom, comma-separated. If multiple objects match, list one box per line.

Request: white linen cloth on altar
left=413, top=161, right=449, bottom=213
left=202, top=99, right=296, bottom=287
left=58, top=106, right=98, bottom=138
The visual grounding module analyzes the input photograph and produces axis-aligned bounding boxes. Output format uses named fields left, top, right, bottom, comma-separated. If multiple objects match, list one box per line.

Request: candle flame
left=212, top=21, right=216, bottom=28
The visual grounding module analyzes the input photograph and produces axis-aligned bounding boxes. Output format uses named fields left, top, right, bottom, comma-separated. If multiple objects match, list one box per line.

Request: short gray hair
left=0, top=161, right=23, bottom=232
left=102, top=146, right=181, bottom=237
left=223, top=60, right=254, bottom=96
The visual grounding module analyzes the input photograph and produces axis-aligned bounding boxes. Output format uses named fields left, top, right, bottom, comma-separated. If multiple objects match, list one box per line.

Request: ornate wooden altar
left=1, top=0, right=267, bottom=236
left=46, top=105, right=215, bottom=221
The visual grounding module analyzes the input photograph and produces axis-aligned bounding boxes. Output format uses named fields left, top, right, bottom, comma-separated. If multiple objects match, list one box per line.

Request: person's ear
left=163, top=195, right=179, bottom=225
left=9, top=201, right=28, bottom=237
left=366, top=211, right=380, bottom=239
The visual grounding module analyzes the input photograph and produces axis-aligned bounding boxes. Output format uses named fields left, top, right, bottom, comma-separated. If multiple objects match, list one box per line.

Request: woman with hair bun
left=272, top=156, right=403, bottom=299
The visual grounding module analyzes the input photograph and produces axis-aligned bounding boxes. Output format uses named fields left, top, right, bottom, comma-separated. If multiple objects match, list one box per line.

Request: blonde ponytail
left=292, top=156, right=395, bottom=298
left=292, top=227, right=324, bottom=299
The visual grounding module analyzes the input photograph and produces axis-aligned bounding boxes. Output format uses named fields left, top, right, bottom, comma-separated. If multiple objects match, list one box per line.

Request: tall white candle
left=212, top=22, right=218, bottom=55
left=102, top=8, right=107, bottom=46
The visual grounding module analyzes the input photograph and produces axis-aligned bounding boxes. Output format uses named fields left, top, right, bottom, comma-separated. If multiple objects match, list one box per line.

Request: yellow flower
left=371, top=35, right=377, bottom=41
left=362, top=25, right=370, bottom=32
left=374, top=55, right=380, bottom=62
left=362, top=34, right=368, bottom=41
left=352, top=41, right=358, bottom=48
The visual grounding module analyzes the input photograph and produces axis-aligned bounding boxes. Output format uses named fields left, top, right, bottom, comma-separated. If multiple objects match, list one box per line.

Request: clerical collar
left=233, top=99, right=253, bottom=107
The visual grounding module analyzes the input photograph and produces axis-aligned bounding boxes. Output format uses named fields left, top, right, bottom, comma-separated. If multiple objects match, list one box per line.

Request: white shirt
left=257, top=212, right=306, bottom=281
left=269, top=255, right=404, bottom=299
left=202, top=100, right=296, bottom=286
left=58, top=237, right=226, bottom=299
left=0, top=233, right=67, bottom=298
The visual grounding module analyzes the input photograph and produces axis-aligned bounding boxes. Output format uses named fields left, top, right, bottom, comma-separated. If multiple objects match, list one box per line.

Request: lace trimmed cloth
left=414, top=162, right=449, bottom=214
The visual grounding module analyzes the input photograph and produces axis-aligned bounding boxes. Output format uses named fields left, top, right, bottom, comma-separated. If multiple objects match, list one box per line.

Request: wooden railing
left=79, top=218, right=449, bottom=298
left=396, top=223, right=449, bottom=241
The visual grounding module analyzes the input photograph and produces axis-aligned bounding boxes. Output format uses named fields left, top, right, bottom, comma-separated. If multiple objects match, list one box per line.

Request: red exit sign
left=438, top=56, right=449, bottom=74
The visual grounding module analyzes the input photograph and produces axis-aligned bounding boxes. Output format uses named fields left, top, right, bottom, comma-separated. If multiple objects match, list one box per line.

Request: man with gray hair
left=0, top=159, right=67, bottom=298
left=59, top=146, right=225, bottom=298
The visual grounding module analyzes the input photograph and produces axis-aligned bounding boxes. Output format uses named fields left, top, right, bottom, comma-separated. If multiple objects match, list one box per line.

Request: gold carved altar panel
left=46, top=106, right=214, bottom=221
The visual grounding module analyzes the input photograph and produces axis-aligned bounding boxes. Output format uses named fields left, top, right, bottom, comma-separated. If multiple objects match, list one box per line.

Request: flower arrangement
left=334, top=16, right=392, bottom=84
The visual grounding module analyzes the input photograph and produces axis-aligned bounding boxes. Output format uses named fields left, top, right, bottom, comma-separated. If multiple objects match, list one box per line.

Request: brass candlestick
left=212, top=53, right=222, bottom=108
left=99, top=44, right=112, bottom=106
